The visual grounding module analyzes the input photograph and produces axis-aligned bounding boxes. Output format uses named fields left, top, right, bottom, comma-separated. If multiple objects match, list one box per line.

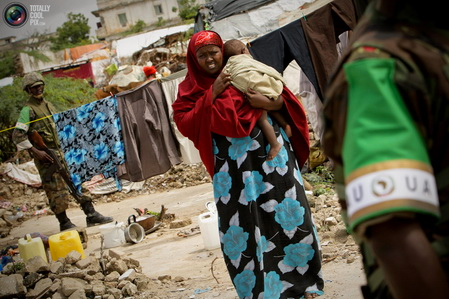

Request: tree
left=130, top=20, right=147, bottom=33
left=178, top=0, right=200, bottom=21
left=50, top=13, right=91, bottom=51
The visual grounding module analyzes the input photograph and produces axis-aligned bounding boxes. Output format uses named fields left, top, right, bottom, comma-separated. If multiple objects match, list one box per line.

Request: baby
left=223, top=39, right=292, bottom=160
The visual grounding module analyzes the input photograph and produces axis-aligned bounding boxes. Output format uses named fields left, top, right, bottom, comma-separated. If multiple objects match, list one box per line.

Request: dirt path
left=2, top=183, right=366, bottom=298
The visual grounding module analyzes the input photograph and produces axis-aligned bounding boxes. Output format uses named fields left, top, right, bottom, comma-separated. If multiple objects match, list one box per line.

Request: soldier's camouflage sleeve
left=341, top=55, right=439, bottom=234
left=12, top=106, right=33, bottom=150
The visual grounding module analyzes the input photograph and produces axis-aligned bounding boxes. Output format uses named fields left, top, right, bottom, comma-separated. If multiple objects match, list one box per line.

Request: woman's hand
left=212, top=72, right=231, bottom=100
left=246, top=88, right=283, bottom=110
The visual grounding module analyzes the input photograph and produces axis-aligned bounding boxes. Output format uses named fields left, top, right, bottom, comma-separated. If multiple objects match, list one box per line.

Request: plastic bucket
left=99, top=222, right=126, bottom=249
left=198, top=211, right=221, bottom=250
left=124, top=223, right=145, bottom=244
left=18, top=234, right=48, bottom=263
left=49, top=230, right=85, bottom=261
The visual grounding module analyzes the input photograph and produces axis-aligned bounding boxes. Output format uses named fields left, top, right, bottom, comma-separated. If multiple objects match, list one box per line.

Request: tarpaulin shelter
left=194, top=0, right=361, bottom=142
left=198, top=0, right=275, bottom=22
left=41, top=60, right=96, bottom=84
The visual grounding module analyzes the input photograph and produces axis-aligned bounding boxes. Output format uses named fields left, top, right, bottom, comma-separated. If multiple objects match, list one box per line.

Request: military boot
left=55, top=211, right=77, bottom=231
left=81, top=201, right=113, bottom=227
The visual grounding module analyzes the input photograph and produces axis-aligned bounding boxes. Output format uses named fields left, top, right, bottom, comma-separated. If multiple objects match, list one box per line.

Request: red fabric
left=173, top=31, right=309, bottom=177
left=193, top=31, right=222, bottom=53
left=143, top=66, right=157, bottom=77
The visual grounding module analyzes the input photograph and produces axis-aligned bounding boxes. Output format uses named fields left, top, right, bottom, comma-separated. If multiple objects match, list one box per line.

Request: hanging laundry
left=53, top=96, right=125, bottom=191
left=300, top=0, right=357, bottom=97
left=116, top=79, right=182, bottom=182
left=161, top=69, right=202, bottom=165
left=248, top=18, right=322, bottom=100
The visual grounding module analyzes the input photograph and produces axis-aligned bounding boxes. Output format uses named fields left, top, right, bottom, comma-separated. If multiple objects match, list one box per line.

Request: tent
left=194, top=0, right=361, bottom=143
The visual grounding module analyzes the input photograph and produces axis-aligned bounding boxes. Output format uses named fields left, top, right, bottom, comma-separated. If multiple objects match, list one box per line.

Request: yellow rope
left=0, top=115, right=53, bottom=134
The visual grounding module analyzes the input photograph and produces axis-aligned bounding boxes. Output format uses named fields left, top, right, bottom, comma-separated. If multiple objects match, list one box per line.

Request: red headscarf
left=173, top=30, right=309, bottom=177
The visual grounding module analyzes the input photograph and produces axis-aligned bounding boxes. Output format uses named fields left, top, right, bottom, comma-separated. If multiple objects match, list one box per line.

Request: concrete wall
left=95, top=0, right=200, bottom=38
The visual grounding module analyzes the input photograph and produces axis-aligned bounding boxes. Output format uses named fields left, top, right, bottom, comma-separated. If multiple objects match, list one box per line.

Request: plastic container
left=198, top=211, right=221, bottom=250
left=18, top=234, right=48, bottom=263
left=99, top=222, right=126, bottom=249
left=49, top=230, right=85, bottom=261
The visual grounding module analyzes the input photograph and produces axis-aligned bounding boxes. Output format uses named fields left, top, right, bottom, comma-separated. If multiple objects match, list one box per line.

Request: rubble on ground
left=0, top=151, right=360, bottom=296
left=0, top=247, right=186, bottom=299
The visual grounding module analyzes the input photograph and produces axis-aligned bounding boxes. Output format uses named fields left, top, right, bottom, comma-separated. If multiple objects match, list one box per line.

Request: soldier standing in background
left=12, top=72, right=113, bottom=231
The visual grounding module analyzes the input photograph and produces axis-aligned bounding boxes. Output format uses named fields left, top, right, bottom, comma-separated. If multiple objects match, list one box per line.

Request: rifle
left=29, top=131, right=87, bottom=204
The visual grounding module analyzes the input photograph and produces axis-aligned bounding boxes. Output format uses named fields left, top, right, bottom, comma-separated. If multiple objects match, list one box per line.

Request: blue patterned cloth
left=212, top=116, right=324, bottom=298
left=53, top=96, right=125, bottom=191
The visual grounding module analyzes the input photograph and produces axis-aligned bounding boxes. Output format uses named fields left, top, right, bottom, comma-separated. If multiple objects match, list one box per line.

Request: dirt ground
left=1, top=182, right=366, bottom=298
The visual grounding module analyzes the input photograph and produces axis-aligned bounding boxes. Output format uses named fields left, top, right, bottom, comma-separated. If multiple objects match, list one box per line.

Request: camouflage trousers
left=34, top=149, right=91, bottom=215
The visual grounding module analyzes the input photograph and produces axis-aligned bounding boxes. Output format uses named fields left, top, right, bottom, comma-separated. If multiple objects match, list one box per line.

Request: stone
left=26, top=277, right=52, bottom=298
left=157, top=275, right=171, bottom=281
left=117, top=279, right=128, bottom=289
left=324, top=216, right=338, bottom=226
left=121, top=282, right=138, bottom=296
left=107, top=259, right=128, bottom=275
left=49, top=279, right=61, bottom=293
left=108, top=288, right=122, bottom=299
left=169, top=219, right=192, bottom=229
left=334, top=228, right=349, bottom=244
left=86, top=257, right=102, bottom=273
left=173, top=276, right=185, bottom=282
left=105, top=271, right=120, bottom=282
left=61, top=277, right=87, bottom=297
left=76, top=256, right=93, bottom=269
left=92, top=272, right=105, bottom=281
left=26, top=255, right=50, bottom=273
left=134, top=277, right=149, bottom=291
left=50, top=261, right=64, bottom=274
left=108, top=249, right=125, bottom=260
left=65, top=250, right=82, bottom=264
left=0, top=274, right=26, bottom=297
left=118, top=269, right=136, bottom=281
left=127, top=258, right=140, bottom=268
left=23, top=272, right=44, bottom=288
left=68, top=288, right=87, bottom=299
left=52, top=290, right=65, bottom=299
left=91, top=282, right=106, bottom=296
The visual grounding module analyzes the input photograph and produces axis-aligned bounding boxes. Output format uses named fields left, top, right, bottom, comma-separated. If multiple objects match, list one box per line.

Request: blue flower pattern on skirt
left=54, top=96, right=125, bottom=191
left=234, top=269, right=256, bottom=298
left=229, top=136, right=254, bottom=160
left=243, top=171, right=265, bottom=202
left=256, top=235, right=268, bottom=262
left=212, top=117, right=323, bottom=298
left=213, top=171, right=232, bottom=198
left=283, top=243, right=315, bottom=268
left=223, top=225, right=249, bottom=260
left=274, top=197, right=306, bottom=231
left=265, top=271, right=284, bottom=299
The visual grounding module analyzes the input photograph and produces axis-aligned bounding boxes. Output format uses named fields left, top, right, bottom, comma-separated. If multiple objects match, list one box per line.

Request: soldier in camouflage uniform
left=12, top=72, right=113, bottom=231
left=322, top=0, right=449, bottom=298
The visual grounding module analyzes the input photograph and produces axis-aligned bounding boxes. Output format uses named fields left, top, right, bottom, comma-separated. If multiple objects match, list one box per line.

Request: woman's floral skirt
left=212, top=117, right=324, bottom=299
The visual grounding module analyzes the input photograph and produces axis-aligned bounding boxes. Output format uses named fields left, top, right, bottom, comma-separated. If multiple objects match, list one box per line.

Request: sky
left=0, top=0, right=100, bottom=41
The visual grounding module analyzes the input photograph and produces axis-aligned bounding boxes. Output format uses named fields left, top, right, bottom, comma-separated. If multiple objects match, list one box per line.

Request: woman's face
left=196, top=45, right=223, bottom=76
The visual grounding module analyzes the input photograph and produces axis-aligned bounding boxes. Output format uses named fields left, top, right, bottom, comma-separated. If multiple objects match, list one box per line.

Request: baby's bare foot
left=267, top=142, right=282, bottom=161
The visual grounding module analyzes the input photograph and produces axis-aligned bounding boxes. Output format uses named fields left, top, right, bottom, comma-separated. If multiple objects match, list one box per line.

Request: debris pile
left=0, top=247, right=186, bottom=299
